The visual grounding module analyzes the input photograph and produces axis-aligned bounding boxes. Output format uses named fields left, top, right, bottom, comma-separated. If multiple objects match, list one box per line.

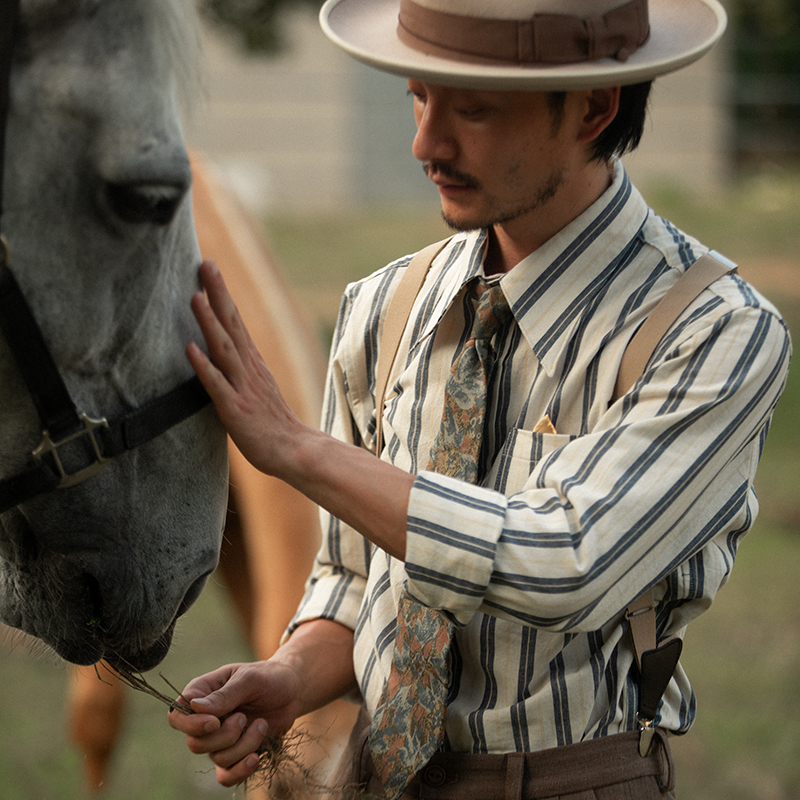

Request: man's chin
left=440, top=202, right=526, bottom=233
left=441, top=209, right=485, bottom=233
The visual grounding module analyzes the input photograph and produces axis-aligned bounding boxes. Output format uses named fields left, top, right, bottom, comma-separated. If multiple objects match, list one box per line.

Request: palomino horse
left=67, top=158, right=357, bottom=795
left=0, top=0, right=229, bottom=668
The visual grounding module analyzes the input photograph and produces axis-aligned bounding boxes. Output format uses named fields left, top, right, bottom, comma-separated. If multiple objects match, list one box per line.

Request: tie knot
left=470, top=280, right=511, bottom=342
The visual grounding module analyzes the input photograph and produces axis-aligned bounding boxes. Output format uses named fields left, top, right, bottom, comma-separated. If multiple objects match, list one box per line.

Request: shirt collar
left=413, top=230, right=487, bottom=347
left=413, top=160, right=650, bottom=375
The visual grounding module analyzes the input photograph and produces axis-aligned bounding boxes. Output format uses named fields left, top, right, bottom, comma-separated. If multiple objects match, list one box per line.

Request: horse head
left=0, top=0, right=229, bottom=670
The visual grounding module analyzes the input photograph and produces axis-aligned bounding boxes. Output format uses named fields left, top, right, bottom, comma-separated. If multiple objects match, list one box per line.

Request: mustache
left=423, top=161, right=482, bottom=190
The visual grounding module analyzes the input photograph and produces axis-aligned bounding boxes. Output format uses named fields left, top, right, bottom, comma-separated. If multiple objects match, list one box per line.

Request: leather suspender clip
left=626, top=594, right=684, bottom=756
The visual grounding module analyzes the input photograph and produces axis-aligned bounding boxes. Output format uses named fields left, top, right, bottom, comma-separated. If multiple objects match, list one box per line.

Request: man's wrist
left=277, top=619, right=357, bottom=716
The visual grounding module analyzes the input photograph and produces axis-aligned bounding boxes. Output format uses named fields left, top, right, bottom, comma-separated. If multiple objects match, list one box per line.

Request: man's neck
left=484, top=160, right=615, bottom=275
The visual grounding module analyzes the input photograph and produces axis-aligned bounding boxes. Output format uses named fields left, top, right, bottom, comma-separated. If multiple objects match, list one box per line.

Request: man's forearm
left=276, top=618, right=359, bottom=717
left=285, top=426, right=414, bottom=562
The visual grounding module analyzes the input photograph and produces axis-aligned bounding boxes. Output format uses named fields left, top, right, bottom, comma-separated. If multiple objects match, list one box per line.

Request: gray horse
left=0, top=0, right=228, bottom=670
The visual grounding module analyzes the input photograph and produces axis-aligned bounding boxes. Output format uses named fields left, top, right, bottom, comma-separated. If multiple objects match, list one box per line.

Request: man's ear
left=577, top=86, right=620, bottom=144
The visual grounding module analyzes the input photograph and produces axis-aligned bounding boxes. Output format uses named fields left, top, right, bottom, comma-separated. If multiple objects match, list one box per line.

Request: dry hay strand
left=104, top=663, right=338, bottom=798
left=107, top=664, right=192, bottom=715
left=242, top=727, right=332, bottom=798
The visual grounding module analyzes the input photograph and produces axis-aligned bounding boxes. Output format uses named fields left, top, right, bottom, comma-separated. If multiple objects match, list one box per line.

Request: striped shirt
left=290, top=161, right=791, bottom=754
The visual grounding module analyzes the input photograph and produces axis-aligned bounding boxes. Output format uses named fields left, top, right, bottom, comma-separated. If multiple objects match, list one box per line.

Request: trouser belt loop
left=653, top=728, right=676, bottom=794
left=505, top=753, right=525, bottom=800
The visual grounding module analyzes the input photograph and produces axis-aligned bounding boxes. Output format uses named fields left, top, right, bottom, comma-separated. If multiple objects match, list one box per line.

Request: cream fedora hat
left=320, top=0, right=727, bottom=90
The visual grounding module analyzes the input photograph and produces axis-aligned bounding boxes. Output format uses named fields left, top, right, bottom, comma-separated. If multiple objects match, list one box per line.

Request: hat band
left=397, top=0, right=650, bottom=66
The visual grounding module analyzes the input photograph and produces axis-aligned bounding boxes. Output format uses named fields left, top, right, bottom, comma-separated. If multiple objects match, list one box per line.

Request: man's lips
left=434, top=180, right=474, bottom=197
left=423, top=162, right=481, bottom=194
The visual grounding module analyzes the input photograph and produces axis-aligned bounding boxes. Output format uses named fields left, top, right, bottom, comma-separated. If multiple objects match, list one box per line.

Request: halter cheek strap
left=0, top=0, right=20, bottom=222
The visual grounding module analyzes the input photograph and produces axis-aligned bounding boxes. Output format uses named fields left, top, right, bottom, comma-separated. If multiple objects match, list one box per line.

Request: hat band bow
left=397, top=0, right=650, bottom=66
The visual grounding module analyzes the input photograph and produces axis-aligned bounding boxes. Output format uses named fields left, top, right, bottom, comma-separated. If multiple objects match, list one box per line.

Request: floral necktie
left=369, top=279, right=511, bottom=799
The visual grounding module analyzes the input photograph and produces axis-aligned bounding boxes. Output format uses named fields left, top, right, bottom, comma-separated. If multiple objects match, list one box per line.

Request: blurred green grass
left=1, top=170, right=799, bottom=799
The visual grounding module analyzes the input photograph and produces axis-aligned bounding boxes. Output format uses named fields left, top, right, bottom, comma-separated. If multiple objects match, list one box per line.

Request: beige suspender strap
left=373, top=238, right=451, bottom=455
left=617, top=250, right=734, bottom=663
left=613, top=251, right=736, bottom=402
left=614, top=251, right=735, bottom=745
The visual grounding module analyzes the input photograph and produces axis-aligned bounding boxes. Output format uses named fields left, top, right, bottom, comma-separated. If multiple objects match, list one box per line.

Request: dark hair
left=547, top=81, right=653, bottom=162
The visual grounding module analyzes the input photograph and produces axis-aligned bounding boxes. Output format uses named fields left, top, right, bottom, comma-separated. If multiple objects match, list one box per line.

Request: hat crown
left=414, top=0, right=635, bottom=20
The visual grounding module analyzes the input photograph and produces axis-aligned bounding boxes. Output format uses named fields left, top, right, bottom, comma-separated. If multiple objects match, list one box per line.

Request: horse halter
left=0, top=0, right=212, bottom=514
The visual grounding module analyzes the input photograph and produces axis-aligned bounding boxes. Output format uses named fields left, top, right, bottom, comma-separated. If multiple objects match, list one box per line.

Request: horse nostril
left=104, top=181, right=187, bottom=226
left=177, top=571, right=211, bottom=618
left=83, top=572, right=105, bottom=629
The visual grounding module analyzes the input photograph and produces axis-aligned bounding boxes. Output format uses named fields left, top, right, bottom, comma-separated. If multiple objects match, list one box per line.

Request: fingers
left=190, top=292, right=242, bottom=389
left=172, top=664, right=254, bottom=718
left=166, top=664, right=242, bottom=738
left=168, top=656, right=310, bottom=789
left=188, top=260, right=270, bottom=417
left=169, top=709, right=268, bottom=788
left=181, top=710, right=261, bottom=758
left=165, top=662, right=280, bottom=787
left=196, top=260, right=253, bottom=363
left=214, top=746, right=265, bottom=788
left=167, top=705, right=221, bottom=738
left=209, top=716, right=269, bottom=787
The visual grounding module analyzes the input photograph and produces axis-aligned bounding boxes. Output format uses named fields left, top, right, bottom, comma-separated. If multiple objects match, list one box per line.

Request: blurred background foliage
left=197, top=0, right=324, bottom=52
left=729, top=0, right=800, bottom=167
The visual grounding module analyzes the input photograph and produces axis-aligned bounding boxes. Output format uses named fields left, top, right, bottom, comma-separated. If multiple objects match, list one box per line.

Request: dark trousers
left=325, top=707, right=676, bottom=800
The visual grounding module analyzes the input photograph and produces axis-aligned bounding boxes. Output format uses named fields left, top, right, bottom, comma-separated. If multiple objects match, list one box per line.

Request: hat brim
left=320, top=0, right=727, bottom=90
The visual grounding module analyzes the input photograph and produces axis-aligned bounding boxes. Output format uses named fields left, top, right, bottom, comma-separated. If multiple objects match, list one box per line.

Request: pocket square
left=533, top=414, right=557, bottom=435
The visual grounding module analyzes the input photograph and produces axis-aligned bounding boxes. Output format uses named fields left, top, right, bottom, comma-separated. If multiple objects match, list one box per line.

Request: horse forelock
left=142, top=0, right=203, bottom=105
left=19, top=0, right=202, bottom=104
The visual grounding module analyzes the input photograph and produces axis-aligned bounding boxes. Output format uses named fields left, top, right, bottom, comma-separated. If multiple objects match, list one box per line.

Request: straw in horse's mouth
left=107, top=665, right=192, bottom=715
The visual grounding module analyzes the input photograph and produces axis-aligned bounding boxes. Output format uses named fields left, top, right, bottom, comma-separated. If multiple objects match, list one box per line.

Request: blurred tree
left=727, top=0, right=800, bottom=165
left=198, top=0, right=325, bottom=53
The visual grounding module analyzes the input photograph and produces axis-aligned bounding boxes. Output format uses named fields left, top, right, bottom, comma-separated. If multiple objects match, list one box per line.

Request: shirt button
left=422, top=764, right=447, bottom=786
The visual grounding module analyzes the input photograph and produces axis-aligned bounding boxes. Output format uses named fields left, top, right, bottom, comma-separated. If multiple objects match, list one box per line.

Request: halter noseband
left=0, top=0, right=213, bottom=514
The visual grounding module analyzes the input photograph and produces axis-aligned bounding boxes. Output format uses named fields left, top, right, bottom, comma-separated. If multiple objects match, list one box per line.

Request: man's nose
left=412, top=106, right=458, bottom=164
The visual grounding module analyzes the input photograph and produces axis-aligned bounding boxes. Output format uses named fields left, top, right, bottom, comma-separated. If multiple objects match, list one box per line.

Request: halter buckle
left=32, top=413, right=110, bottom=488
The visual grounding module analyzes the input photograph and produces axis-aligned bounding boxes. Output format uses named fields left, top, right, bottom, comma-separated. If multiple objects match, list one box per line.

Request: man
left=169, top=1, right=791, bottom=798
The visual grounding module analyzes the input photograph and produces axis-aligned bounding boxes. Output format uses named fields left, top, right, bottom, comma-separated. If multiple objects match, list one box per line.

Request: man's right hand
left=168, top=658, right=303, bottom=787
left=167, top=619, right=358, bottom=788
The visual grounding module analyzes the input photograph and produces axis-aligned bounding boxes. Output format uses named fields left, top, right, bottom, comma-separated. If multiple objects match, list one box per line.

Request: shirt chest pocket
left=488, top=428, right=578, bottom=494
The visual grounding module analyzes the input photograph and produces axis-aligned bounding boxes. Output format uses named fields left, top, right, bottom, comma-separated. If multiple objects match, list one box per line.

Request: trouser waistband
left=328, top=706, right=676, bottom=800
left=404, top=729, right=675, bottom=799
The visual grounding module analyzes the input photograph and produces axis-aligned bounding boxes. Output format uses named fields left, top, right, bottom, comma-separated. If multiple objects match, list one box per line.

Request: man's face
left=409, top=80, right=582, bottom=233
